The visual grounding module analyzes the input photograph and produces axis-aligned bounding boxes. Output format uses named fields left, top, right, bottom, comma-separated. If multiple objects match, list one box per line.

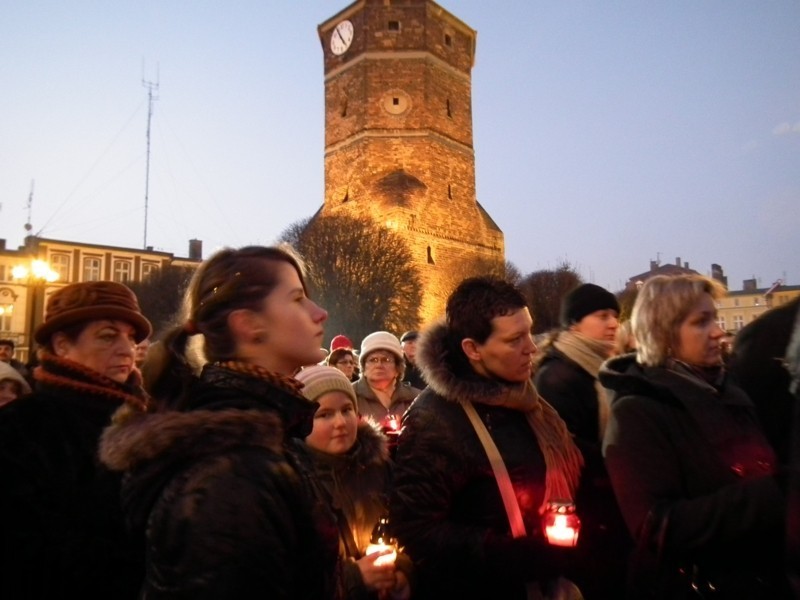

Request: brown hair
left=144, top=245, right=308, bottom=408
left=326, top=347, right=355, bottom=367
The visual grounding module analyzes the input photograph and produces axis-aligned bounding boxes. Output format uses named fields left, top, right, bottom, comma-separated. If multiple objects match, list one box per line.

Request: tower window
left=446, top=99, right=452, bottom=118
left=444, top=34, right=452, bottom=46
left=341, top=98, right=348, bottom=117
left=427, top=246, right=435, bottom=265
left=448, top=184, right=452, bottom=199
left=388, top=20, right=400, bottom=31
left=342, top=189, right=350, bottom=203
left=393, top=97, right=400, bottom=106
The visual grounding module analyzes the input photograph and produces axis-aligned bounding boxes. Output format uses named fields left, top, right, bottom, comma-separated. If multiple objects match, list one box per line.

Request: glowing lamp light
left=542, top=501, right=581, bottom=548
left=12, top=260, right=59, bottom=283
left=365, top=516, right=398, bottom=566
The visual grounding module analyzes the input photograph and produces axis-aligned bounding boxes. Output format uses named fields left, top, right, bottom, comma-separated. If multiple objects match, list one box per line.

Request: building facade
left=318, top=0, right=504, bottom=324
left=716, top=280, right=800, bottom=333
left=0, top=236, right=201, bottom=363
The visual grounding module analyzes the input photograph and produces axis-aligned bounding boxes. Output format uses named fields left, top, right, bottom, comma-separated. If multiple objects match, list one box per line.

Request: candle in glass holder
left=542, top=501, right=581, bottom=547
left=366, top=516, right=398, bottom=566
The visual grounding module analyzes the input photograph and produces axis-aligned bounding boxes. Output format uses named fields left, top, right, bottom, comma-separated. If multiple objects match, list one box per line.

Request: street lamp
left=12, top=259, right=59, bottom=362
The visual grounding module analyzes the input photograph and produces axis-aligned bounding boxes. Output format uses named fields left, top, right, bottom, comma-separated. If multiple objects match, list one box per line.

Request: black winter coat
left=291, top=420, right=413, bottom=599
left=728, top=297, right=800, bottom=463
left=100, top=364, right=338, bottom=600
left=389, top=323, right=568, bottom=600
left=600, top=354, right=789, bottom=599
left=535, top=347, right=631, bottom=599
left=0, top=356, right=146, bottom=599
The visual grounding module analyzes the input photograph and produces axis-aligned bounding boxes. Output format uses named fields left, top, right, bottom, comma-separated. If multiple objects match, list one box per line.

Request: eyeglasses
left=366, top=356, right=395, bottom=365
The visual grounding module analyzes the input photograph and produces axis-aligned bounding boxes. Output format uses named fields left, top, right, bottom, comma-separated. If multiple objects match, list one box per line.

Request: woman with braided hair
left=100, top=245, right=338, bottom=599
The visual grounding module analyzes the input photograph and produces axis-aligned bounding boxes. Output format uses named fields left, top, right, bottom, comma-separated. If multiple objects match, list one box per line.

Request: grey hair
left=632, top=275, right=726, bottom=366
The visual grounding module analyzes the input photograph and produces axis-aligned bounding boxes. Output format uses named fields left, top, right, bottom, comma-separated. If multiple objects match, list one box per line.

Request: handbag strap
left=461, top=400, right=528, bottom=538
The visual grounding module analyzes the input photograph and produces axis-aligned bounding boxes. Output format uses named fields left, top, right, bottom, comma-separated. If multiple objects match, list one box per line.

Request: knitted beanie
left=296, top=365, right=357, bottom=405
left=330, top=334, right=354, bottom=352
left=359, top=331, right=403, bottom=370
left=560, top=283, right=620, bottom=327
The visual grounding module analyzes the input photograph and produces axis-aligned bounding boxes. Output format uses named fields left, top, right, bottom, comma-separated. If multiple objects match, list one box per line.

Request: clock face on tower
left=330, top=19, right=354, bottom=55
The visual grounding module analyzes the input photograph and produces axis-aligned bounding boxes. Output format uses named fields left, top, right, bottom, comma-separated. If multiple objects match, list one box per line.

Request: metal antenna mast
left=142, top=66, right=159, bottom=248
left=24, top=180, right=34, bottom=235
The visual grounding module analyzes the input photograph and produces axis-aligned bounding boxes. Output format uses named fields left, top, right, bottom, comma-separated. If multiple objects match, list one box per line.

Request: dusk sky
left=2, top=1, right=798, bottom=292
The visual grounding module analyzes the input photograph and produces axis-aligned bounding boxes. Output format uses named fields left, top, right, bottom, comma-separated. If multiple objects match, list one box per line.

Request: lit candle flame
left=365, top=542, right=397, bottom=566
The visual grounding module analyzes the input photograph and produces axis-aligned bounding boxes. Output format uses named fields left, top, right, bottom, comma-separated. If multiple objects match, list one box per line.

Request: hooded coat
left=0, top=356, right=147, bottom=599
left=100, top=364, right=338, bottom=600
left=291, top=420, right=412, bottom=599
left=389, top=322, right=572, bottom=600
left=600, top=354, right=789, bottom=599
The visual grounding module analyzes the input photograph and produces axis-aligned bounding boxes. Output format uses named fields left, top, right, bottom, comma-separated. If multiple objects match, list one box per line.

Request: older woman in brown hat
left=0, top=281, right=151, bottom=599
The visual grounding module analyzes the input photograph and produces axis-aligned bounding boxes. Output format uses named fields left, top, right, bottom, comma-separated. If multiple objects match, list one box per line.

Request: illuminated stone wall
left=319, top=0, right=504, bottom=325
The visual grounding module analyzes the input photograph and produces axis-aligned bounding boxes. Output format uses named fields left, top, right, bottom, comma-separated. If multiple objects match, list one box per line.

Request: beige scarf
left=489, top=380, right=584, bottom=511
left=553, top=330, right=614, bottom=441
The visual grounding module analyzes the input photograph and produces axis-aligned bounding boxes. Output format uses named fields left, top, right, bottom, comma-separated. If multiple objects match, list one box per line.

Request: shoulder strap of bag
left=461, top=400, right=527, bottom=538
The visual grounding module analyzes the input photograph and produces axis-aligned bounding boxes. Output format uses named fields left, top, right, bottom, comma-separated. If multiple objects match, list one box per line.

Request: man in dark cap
left=534, top=282, right=629, bottom=597
left=0, top=281, right=151, bottom=599
left=400, top=330, right=425, bottom=389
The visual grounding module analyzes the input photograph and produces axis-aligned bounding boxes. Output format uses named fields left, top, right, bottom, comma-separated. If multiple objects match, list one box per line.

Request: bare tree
left=279, top=214, right=422, bottom=345
left=520, top=261, right=583, bottom=334
left=128, top=265, right=196, bottom=337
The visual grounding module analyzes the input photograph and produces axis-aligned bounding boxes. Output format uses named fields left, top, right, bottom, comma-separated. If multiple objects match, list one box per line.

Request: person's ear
left=51, top=332, right=71, bottom=357
left=461, top=338, right=482, bottom=361
left=228, top=309, right=267, bottom=344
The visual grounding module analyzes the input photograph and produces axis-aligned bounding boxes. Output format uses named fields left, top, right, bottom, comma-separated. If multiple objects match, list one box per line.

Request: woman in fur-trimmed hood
left=389, top=277, right=583, bottom=600
left=100, top=246, right=338, bottom=599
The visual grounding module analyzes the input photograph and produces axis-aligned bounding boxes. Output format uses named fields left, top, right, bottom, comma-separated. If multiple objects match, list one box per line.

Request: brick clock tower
left=318, top=0, right=504, bottom=324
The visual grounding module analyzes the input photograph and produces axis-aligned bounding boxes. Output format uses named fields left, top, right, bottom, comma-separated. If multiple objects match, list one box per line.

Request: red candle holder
left=542, top=501, right=581, bottom=547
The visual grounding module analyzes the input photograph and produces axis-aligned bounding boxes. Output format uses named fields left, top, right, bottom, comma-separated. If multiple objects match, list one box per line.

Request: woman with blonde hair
left=100, top=245, right=338, bottom=598
left=600, top=274, right=789, bottom=598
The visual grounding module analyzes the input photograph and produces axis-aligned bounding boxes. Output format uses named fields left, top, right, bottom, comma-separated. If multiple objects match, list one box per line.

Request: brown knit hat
left=35, top=281, right=152, bottom=344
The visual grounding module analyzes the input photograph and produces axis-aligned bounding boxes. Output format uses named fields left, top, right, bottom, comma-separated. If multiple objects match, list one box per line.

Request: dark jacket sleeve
left=603, top=393, right=785, bottom=553
left=143, top=451, right=326, bottom=599
left=535, top=354, right=599, bottom=445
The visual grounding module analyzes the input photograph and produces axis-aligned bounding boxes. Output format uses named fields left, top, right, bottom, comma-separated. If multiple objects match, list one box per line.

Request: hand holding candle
left=366, top=516, right=398, bottom=565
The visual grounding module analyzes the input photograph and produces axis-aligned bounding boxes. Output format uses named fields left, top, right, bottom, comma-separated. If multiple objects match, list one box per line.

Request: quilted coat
left=100, top=364, right=338, bottom=599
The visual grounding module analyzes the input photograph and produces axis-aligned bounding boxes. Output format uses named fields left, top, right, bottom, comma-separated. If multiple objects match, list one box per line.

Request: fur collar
left=100, top=406, right=285, bottom=473
left=294, top=418, right=389, bottom=469
left=418, top=320, right=518, bottom=405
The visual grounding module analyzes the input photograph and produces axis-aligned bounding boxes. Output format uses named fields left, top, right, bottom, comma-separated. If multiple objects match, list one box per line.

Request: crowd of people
left=0, top=243, right=797, bottom=599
